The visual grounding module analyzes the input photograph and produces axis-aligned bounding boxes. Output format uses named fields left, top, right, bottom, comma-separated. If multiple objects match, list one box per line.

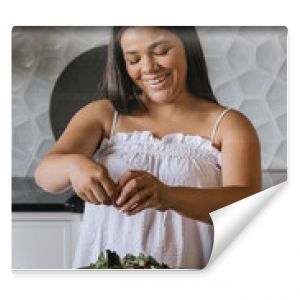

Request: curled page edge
left=207, top=181, right=287, bottom=267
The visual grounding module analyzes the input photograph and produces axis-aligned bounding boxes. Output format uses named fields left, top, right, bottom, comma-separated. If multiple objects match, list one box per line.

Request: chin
left=146, top=91, right=177, bottom=104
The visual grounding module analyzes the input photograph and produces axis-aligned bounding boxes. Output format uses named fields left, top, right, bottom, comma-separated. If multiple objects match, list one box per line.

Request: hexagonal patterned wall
left=12, top=26, right=287, bottom=188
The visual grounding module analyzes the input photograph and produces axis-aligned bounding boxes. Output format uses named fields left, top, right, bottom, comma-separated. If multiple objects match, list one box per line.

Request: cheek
left=126, top=65, right=140, bottom=81
left=164, top=53, right=187, bottom=76
left=175, top=59, right=188, bottom=83
left=159, top=55, right=176, bottom=69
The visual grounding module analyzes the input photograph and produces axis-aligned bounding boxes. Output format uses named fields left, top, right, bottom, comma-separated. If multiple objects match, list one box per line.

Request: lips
left=143, top=73, right=171, bottom=89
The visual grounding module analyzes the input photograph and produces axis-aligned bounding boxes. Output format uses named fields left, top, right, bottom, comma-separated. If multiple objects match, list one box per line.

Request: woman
left=34, top=26, right=261, bottom=269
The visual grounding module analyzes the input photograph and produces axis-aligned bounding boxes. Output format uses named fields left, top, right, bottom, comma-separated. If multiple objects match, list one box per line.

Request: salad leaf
left=85, top=250, right=172, bottom=269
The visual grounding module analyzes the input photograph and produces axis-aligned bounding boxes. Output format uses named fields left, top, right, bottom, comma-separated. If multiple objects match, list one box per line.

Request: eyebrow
left=124, top=40, right=171, bottom=55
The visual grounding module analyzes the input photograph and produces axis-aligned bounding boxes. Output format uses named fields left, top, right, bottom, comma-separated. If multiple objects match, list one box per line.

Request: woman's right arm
left=34, top=100, right=118, bottom=205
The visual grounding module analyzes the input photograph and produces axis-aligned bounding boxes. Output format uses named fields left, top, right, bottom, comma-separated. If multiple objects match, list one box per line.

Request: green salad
left=85, top=250, right=172, bottom=269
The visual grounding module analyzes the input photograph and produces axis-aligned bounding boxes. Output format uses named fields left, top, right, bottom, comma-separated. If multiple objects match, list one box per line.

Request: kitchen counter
left=12, top=177, right=84, bottom=213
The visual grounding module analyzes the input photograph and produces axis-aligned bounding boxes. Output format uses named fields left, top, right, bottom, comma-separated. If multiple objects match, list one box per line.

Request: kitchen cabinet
left=12, top=212, right=82, bottom=269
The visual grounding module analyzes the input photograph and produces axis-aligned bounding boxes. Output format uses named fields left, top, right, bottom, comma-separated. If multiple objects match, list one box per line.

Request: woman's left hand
left=116, top=170, right=170, bottom=215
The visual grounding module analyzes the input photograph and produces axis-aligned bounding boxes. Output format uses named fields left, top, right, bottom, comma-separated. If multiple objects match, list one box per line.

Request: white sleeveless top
left=73, top=108, right=231, bottom=269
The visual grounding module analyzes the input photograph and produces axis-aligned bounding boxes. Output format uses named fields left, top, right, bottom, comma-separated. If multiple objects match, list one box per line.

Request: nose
left=141, top=55, right=159, bottom=74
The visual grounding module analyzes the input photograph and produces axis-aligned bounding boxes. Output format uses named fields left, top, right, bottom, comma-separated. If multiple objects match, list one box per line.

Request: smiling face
left=120, top=27, right=189, bottom=105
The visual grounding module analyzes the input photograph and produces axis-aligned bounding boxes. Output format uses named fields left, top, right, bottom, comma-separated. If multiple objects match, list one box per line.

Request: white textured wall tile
left=199, top=29, right=234, bottom=57
left=278, top=29, right=287, bottom=51
left=73, top=26, right=111, bottom=45
left=12, top=69, right=30, bottom=95
left=63, top=37, right=92, bottom=65
left=12, top=97, right=31, bottom=128
left=237, top=68, right=273, bottom=97
left=257, top=121, right=283, bottom=169
left=227, top=38, right=256, bottom=75
left=256, top=39, right=286, bottom=74
left=35, top=27, right=72, bottom=55
left=215, top=80, right=243, bottom=108
left=25, top=158, right=42, bottom=177
left=272, top=140, right=287, bottom=169
left=276, top=114, right=287, bottom=136
left=239, top=99, right=273, bottom=127
left=238, top=27, right=276, bottom=45
left=35, top=56, right=67, bottom=82
left=13, top=121, right=41, bottom=155
left=278, top=60, right=287, bottom=82
left=262, top=171, right=287, bottom=190
left=206, top=57, right=234, bottom=87
left=12, top=148, right=31, bottom=177
left=35, top=112, right=54, bottom=137
left=12, top=35, right=39, bottom=72
left=35, top=138, right=56, bottom=160
left=24, top=77, right=53, bottom=115
left=266, top=79, right=287, bottom=118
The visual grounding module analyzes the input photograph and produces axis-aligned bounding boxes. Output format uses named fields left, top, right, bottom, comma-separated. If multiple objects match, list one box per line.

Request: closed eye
left=126, top=57, right=140, bottom=65
left=125, top=47, right=171, bottom=65
left=154, top=48, right=170, bottom=56
left=128, top=60, right=139, bottom=65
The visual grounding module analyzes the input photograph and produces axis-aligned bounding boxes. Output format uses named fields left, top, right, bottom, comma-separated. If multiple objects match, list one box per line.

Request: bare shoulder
left=219, top=109, right=259, bottom=144
left=75, top=99, right=115, bottom=133
left=80, top=99, right=114, bottom=117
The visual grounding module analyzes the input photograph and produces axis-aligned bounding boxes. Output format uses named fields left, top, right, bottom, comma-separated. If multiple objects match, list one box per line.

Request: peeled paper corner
left=206, top=181, right=287, bottom=267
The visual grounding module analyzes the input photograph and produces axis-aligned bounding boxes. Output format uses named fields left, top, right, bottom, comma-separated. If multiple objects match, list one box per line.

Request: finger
left=78, top=190, right=99, bottom=205
left=117, top=170, right=142, bottom=191
left=127, top=195, right=154, bottom=216
left=117, top=177, right=145, bottom=206
left=93, top=169, right=119, bottom=203
left=76, top=191, right=89, bottom=203
left=90, top=182, right=111, bottom=205
left=100, top=177, right=119, bottom=204
left=86, top=189, right=101, bottom=205
left=120, top=188, right=151, bottom=213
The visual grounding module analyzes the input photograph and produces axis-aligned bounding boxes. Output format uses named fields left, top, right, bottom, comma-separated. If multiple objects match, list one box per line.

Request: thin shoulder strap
left=110, top=110, right=118, bottom=137
left=210, top=108, right=231, bottom=144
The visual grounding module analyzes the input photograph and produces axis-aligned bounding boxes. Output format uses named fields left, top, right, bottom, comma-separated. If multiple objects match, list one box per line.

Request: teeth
left=147, top=75, right=167, bottom=85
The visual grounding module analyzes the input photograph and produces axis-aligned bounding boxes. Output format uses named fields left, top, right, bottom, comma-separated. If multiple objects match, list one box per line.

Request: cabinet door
left=12, top=213, right=74, bottom=269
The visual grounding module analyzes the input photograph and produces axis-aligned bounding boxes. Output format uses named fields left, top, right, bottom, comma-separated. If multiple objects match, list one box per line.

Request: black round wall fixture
left=50, top=45, right=107, bottom=140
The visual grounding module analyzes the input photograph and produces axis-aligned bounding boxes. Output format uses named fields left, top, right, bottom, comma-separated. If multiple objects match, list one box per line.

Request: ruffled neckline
left=101, top=130, right=220, bottom=154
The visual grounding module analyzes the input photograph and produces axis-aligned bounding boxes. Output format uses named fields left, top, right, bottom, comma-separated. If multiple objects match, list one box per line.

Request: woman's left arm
left=166, top=110, right=262, bottom=222
left=117, top=111, right=262, bottom=223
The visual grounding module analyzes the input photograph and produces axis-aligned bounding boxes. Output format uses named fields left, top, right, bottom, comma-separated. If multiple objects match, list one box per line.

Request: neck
left=139, top=92, right=199, bottom=121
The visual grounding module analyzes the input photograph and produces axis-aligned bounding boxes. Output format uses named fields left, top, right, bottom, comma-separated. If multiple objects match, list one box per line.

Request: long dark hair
left=99, top=26, right=218, bottom=114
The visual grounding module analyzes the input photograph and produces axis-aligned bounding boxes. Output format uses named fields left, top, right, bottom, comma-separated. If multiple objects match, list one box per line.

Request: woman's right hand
left=67, top=154, right=119, bottom=206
